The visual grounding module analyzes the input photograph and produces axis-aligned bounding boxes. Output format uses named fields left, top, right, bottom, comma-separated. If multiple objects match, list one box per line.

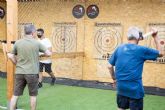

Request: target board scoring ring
left=52, top=26, right=76, bottom=53
left=94, top=28, right=122, bottom=55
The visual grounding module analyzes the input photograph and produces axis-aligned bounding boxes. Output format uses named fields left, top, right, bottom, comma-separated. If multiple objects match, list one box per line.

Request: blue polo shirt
left=109, top=43, right=159, bottom=99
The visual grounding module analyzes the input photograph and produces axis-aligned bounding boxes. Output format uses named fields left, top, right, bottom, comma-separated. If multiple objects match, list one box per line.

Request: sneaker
left=51, top=78, right=56, bottom=85
left=38, top=82, right=43, bottom=88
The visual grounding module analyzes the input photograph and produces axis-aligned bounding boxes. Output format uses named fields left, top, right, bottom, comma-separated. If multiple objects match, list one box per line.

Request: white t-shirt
left=38, top=38, right=52, bottom=63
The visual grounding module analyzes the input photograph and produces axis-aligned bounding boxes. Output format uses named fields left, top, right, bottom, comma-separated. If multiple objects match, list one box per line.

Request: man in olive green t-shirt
left=7, top=24, right=51, bottom=110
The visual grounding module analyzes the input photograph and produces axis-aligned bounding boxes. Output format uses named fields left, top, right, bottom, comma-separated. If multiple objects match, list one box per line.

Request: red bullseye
left=106, top=39, right=109, bottom=43
left=62, top=38, right=65, bottom=41
left=160, top=41, right=164, bottom=45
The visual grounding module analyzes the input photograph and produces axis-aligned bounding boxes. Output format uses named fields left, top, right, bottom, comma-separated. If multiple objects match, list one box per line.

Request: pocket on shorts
left=15, top=74, right=24, bottom=79
left=25, top=74, right=39, bottom=83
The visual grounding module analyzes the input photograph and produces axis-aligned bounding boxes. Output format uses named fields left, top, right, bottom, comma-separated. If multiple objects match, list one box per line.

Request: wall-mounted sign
left=86, top=5, right=99, bottom=19
left=0, top=7, right=5, bottom=19
left=72, top=5, right=85, bottom=19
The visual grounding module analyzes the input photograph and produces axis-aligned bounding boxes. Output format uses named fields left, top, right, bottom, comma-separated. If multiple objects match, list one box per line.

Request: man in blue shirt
left=108, top=27, right=163, bottom=110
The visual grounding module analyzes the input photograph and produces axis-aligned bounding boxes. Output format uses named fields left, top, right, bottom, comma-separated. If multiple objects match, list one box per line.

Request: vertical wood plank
left=6, top=0, right=18, bottom=101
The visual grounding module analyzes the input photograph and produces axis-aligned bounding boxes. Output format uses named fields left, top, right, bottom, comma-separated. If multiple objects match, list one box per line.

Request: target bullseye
left=106, top=39, right=109, bottom=43
left=160, top=41, right=164, bottom=45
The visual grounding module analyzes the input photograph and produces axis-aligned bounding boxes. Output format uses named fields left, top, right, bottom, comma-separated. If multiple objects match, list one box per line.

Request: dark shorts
left=14, top=74, right=39, bottom=96
left=117, top=94, right=143, bottom=110
left=39, top=62, right=52, bottom=73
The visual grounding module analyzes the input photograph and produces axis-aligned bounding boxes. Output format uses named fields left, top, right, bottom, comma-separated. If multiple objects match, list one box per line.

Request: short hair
left=24, top=24, right=36, bottom=35
left=37, top=28, right=44, bottom=34
left=127, top=26, right=141, bottom=40
left=128, top=36, right=138, bottom=40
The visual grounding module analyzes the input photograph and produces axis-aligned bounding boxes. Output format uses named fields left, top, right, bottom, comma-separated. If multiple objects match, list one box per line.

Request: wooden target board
left=94, top=23, right=122, bottom=78
left=145, top=23, right=165, bottom=64
left=52, top=57, right=83, bottom=80
left=96, top=60, right=111, bottom=78
left=50, top=22, right=82, bottom=79
left=51, top=22, right=77, bottom=53
left=93, top=23, right=122, bottom=60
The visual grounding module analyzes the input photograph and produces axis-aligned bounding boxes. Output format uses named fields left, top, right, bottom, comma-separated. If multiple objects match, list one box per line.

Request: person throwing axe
left=108, top=26, right=164, bottom=110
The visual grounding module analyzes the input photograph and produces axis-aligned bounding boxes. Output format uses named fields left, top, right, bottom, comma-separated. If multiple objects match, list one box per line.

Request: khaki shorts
left=14, top=74, right=39, bottom=96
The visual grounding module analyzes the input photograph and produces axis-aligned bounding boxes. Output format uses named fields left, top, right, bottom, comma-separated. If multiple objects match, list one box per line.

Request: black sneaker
left=51, top=78, right=56, bottom=85
left=38, top=82, right=43, bottom=88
